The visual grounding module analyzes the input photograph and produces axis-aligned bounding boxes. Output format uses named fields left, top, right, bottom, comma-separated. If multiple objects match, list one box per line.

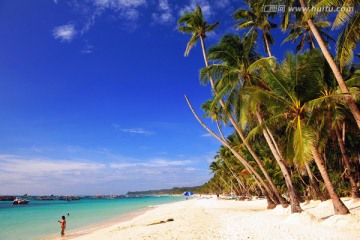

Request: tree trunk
left=223, top=161, right=246, bottom=196
left=298, top=0, right=360, bottom=130
left=256, top=111, right=302, bottom=212
left=335, top=127, right=360, bottom=198
left=311, top=145, right=350, bottom=214
left=304, top=161, right=326, bottom=201
left=185, top=95, right=279, bottom=205
left=262, top=30, right=272, bottom=57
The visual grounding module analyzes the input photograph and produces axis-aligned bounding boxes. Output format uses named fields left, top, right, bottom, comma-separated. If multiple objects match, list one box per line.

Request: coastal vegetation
left=126, top=187, right=203, bottom=197
left=178, top=1, right=359, bottom=215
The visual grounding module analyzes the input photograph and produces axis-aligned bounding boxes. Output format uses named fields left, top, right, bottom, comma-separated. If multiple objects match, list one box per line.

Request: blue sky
left=0, top=0, right=243, bottom=195
left=0, top=0, right=354, bottom=195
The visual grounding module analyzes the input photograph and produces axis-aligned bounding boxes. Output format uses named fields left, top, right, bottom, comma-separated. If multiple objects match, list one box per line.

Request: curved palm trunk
left=185, top=95, right=279, bottom=207
left=262, top=31, right=273, bottom=57
left=335, top=127, right=360, bottom=198
left=311, top=145, right=350, bottom=214
left=223, top=161, right=246, bottom=196
left=298, top=0, right=360, bottom=130
left=304, top=161, right=326, bottom=201
left=256, top=112, right=302, bottom=212
left=199, top=37, right=283, bottom=206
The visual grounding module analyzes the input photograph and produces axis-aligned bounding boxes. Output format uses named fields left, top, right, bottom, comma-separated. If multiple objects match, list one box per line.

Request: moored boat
left=13, top=197, right=30, bottom=204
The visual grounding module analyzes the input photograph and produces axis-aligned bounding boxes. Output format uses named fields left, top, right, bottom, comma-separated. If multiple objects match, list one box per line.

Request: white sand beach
left=51, top=196, right=360, bottom=240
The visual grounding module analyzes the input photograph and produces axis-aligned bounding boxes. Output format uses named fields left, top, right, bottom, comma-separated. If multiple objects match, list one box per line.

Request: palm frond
left=336, top=12, right=360, bottom=69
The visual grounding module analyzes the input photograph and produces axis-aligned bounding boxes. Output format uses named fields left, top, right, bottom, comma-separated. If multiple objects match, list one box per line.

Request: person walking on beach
left=58, top=215, right=66, bottom=237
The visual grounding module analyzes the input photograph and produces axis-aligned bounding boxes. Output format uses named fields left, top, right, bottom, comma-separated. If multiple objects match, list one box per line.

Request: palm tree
left=178, top=5, right=283, bottom=207
left=302, top=0, right=360, bottom=70
left=336, top=12, right=360, bottom=70
left=177, top=4, right=219, bottom=65
left=202, top=34, right=306, bottom=212
left=233, top=1, right=277, bottom=57
left=185, top=95, right=279, bottom=208
left=282, top=18, right=334, bottom=52
left=308, top=65, right=360, bottom=198
left=295, top=0, right=360, bottom=129
left=245, top=50, right=350, bottom=214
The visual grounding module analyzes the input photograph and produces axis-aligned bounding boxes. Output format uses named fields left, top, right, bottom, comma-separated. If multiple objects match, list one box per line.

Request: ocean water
left=0, top=196, right=183, bottom=240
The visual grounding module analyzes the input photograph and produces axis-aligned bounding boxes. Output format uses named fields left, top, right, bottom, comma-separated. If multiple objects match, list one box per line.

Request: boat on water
left=13, top=197, right=30, bottom=204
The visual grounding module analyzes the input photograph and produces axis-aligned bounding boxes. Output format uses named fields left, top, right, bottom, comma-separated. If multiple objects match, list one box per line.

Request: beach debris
left=147, top=218, right=174, bottom=226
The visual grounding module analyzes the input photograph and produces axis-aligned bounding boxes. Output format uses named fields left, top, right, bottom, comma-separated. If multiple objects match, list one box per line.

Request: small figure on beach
left=58, top=215, right=66, bottom=237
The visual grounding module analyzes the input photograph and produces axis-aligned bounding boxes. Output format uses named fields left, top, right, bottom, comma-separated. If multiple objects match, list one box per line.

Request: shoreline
left=43, top=205, right=160, bottom=240
left=45, top=196, right=360, bottom=240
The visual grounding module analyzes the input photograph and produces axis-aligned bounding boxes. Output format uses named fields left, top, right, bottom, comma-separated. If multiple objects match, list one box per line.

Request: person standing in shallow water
left=58, top=216, right=66, bottom=237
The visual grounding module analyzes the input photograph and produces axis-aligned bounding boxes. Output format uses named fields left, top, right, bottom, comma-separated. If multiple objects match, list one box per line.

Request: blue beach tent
left=183, top=191, right=194, bottom=197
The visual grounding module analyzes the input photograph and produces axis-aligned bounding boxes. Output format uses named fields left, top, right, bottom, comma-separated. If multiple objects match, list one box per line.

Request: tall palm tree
left=233, top=4, right=277, bottom=57
left=177, top=4, right=219, bottom=64
left=245, top=50, right=350, bottom=214
left=203, top=34, right=306, bottom=212
left=296, top=0, right=360, bottom=129
left=308, top=66, right=360, bottom=198
left=178, top=5, right=283, bottom=207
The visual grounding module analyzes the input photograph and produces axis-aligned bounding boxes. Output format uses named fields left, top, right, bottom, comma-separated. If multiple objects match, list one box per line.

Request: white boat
left=13, top=197, right=30, bottom=204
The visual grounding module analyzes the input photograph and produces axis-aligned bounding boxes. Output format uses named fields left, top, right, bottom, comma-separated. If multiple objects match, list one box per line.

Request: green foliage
left=177, top=1, right=360, bottom=200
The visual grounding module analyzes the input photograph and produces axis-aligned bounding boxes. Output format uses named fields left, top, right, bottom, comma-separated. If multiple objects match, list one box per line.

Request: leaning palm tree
left=178, top=5, right=283, bottom=207
left=299, top=0, right=360, bottom=129
left=245, top=50, right=350, bottom=214
left=278, top=0, right=360, bottom=129
left=185, top=95, right=279, bottom=208
left=202, top=34, right=306, bottom=212
left=309, top=64, right=360, bottom=198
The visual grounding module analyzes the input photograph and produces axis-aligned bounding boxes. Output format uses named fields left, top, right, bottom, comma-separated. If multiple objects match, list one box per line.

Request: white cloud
left=114, top=126, right=154, bottom=135
left=81, top=43, right=94, bottom=54
left=148, top=159, right=195, bottom=167
left=94, top=0, right=146, bottom=8
left=109, top=159, right=195, bottom=169
left=214, top=0, right=231, bottom=9
left=0, top=153, right=210, bottom=195
left=152, top=0, right=174, bottom=25
left=120, top=8, right=140, bottom=20
left=0, top=155, right=104, bottom=174
left=201, top=133, right=212, bottom=137
left=53, top=24, right=77, bottom=42
left=178, top=0, right=213, bottom=19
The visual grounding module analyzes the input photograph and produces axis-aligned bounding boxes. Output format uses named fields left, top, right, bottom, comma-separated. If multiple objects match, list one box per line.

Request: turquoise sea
left=0, top=196, right=183, bottom=240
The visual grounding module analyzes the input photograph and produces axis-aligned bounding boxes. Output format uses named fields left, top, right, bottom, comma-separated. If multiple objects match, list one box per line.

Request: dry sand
left=51, top=196, right=360, bottom=240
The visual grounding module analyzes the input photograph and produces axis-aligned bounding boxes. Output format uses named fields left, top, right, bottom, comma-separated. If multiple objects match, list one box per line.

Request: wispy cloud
left=91, top=0, right=147, bottom=25
left=0, top=154, right=209, bottom=194
left=120, top=128, right=154, bottom=135
left=93, top=0, right=146, bottom=9
left=112, top=124, right=154, bottom=135
left=178, top=0, right=213, bottom=19
left=53, top=24, right=77, bottom=42
left=152, top=0, right=174, bottom=25
left=201, top=133, right=212, bottom=137
left=81, top=43, right=94, bottom=54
